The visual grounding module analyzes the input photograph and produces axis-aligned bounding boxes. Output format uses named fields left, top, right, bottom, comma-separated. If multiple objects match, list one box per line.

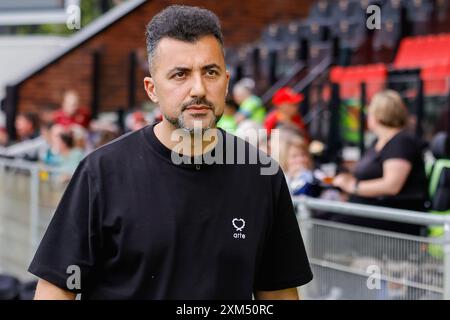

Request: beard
left=163, top=97, right=223, bottom=135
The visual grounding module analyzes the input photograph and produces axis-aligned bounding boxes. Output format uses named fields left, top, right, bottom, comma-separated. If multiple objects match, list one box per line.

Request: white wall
left=0, top=35, right=68, bottom=100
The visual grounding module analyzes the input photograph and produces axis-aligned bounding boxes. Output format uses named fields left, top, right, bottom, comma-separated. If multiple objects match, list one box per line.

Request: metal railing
left=0, top=158, right=73, bottom=281
left=293, top=196, right=450, bottom=300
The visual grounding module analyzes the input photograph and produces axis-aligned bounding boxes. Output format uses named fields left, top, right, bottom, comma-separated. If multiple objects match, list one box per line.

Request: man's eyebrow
left=202, top=64, right=222, bottom=71
left=167, top=67, right=191, bottom=75
left=167, top=64, right=222, bottom=75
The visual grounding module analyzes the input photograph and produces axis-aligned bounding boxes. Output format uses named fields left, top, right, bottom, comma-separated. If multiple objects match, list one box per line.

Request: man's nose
left=189, top=73, right=206, bottom=98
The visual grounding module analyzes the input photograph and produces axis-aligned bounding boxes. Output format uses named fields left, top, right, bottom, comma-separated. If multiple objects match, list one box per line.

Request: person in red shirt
left=264, top=87, right=309, bottom=141
left=53, top=90, right=91, bottom=129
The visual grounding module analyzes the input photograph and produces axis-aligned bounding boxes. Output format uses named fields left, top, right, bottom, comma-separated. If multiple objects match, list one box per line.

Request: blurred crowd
left=0, top=78, right=314, bottom=180
left=0, top=90, right=162, bottom=182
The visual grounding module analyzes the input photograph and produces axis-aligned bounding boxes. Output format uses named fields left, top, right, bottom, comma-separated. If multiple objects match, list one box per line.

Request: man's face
left=144, top=35, right=229, bottom=133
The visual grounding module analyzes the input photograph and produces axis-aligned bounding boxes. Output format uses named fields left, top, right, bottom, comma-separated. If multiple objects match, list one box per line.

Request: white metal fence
left=294, top=197, right=450, bottom=300
left=0, top=158, right=71, bottom=281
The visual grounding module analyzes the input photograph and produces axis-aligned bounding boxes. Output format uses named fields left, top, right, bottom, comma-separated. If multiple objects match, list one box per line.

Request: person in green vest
left=217, top=98, right=239, bottom=134
left=232, top=78, right=266, bottom=125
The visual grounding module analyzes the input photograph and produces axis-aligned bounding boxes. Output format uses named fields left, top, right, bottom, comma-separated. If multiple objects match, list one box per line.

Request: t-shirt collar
left=142, top=123, right=225, bottom=170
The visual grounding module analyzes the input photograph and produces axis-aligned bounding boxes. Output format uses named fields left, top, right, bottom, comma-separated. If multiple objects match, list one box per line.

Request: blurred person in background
left=265, top=87, right=309, bottom=141
left=71, top=124, right=88, bottom=151
left=15, top=112, right=40, bottom=142
left=126, top=110, right=149, bottom=132
left=278, top=129, right=320, bottom=197
left=217, top=97, right=238, bottom=134
left=1, top=112, right=45, bottom=161
left=52, top=129, right=85, bottom=182
left=232, top=78, right=266, bottom=125
left=40, top=105, right=57, bottom=125
left=235, top=119, right=268, bottom=153
left=86, top=118, right=121, bottom=153
left=94, top=129, right=121, bottom=150
left=53, top=90, right=91, bottom=129
left=39, top=122, right=60, bottom=166
left=332, top=90, right=428, bottom=235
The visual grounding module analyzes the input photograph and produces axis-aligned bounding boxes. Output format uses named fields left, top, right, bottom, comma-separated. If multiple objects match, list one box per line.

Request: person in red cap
left=264, top=87, right=309, bottom=141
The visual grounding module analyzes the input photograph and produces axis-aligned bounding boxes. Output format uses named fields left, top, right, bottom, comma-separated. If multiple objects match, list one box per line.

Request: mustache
left=181, top=97, right=215, bottom=111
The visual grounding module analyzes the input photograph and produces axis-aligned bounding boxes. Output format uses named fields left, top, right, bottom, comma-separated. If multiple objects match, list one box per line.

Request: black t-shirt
left=28, top=124, right=312, bottom=299
left=351, top=129, right=427, bottom=211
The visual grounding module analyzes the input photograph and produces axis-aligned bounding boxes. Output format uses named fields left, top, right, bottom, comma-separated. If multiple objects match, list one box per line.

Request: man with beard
left=29, top=5, right=312, bottom=300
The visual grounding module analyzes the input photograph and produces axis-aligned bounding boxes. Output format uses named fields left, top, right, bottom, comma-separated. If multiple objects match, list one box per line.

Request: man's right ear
left=144, top=77, right=158, bottom=103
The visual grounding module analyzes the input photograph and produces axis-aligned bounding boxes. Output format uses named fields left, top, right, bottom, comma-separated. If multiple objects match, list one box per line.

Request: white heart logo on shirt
left=232, top=218, right=246, bottom=232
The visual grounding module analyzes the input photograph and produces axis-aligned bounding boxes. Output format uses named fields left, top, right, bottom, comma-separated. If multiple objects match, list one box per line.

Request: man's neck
left=154, top=120, right=218, bottom=157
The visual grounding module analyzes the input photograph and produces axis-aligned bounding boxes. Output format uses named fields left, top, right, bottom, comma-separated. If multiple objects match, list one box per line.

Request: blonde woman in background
left=332, top=90, right=428, bottom=235
left=277, top=128, right=320, bottom=197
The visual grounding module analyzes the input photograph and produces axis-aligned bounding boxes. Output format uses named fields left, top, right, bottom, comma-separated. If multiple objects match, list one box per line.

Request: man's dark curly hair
left=145, top=5, right=224, bottom=72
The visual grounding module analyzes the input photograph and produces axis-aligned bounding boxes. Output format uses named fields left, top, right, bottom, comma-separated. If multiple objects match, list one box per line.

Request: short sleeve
left=28, top=160, right=100, bottom=293
left=253, top=169, right=313, bottom=291
left=381, top=133, right=418, bottom=163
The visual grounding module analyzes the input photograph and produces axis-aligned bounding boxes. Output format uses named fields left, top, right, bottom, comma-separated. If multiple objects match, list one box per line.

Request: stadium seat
left=299, top=19, right=328, bottom=43
left=280, top=21, right=303, bottom=45
left=257, top=44, right=279, bottom=88
left=309, top=0, right=333, bottom=19
left=406, top=0, right=433, bottom=22
left=373, top=19, right=402, bottom=51
left=18, top=280, right=37, bottom=300
left=421, top=63, right=450, bottom=96
left=0, top=274, right=20, bottom=300
left=331, top=19, right=367, bottom=50
left=276, top=43, right=301, bottom=78
left=382, top=0, right=404, bottom=22
left=261, top=23, right=283, bottom=46
left=330, top=64, right=388, bottom=99
left=394, top=33, right=450, bottom=69
left=331, top=0, right=365, bottom=23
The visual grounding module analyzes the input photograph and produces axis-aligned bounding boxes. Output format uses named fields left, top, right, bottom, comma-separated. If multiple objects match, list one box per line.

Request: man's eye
left=206, top=70, right=218, bottom=76
left=173, top=72, right=185, bottom=79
